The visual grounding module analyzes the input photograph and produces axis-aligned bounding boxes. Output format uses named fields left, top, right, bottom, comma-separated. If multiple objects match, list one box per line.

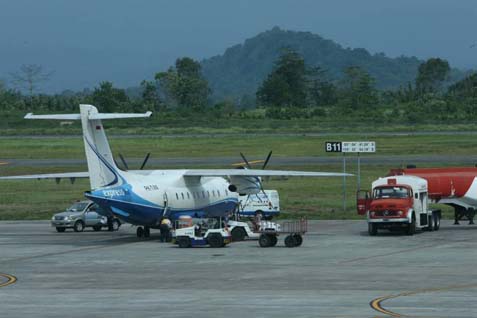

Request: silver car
left=51, top=200, right=121, bottom=232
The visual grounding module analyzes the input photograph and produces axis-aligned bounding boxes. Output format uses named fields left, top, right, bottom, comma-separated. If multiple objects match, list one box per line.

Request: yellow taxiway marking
left=370, top=283, right=477, bottom=317
left=0, top=273, right=17, bottom=288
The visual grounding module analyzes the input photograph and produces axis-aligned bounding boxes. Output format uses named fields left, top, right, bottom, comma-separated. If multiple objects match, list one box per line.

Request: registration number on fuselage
left=143, top=184, right=159, bottom=191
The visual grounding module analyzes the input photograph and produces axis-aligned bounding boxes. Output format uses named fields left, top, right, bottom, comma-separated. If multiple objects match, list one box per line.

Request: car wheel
left=112, top=219, right=120, bottom=231
left=284, top=235, right=297, bottom=248
left=269, top=234, right=278, bottom=247
left=368, top=223, right=378, bottom=236
left=207, top=233, right=224, bottom=248
left=258, top=234, right=271, bottom=247
left=434, top=213, right=440, bottom=231
left=406, top=216, right=416, bottom=236
left=177, top=237, right=191, bottom=248
left=427, top=216, right=434, bottom=231
left=56, top=227, right=66, bottom=233
left=293, top=234, right=303, bottom=247
left=231, top=227, right=246, bottom=241
left=144, top=227, right=150, bottom=238
left=73, top=220, right=85, bottom=232
left=93, top=225, right=102, bottom=231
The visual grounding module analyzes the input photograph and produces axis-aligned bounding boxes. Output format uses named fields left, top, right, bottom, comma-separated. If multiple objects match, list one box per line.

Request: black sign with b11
left=325, top=141, right=376, bottom=153
left=325, top=141, right=342, bottom=153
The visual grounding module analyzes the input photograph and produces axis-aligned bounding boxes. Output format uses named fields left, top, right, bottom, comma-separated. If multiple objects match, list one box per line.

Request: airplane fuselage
left=85, top=170, right=239, bottom=226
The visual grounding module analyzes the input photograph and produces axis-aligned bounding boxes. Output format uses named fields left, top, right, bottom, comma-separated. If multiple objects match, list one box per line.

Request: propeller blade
left=262, top=151, right=273, bottom=170
left=113, top=158, right=121, bottom=170
left=140, top=153, right=151, bottom=170
left=118, top=153, right=129, bottom=171
left=239, top=152, right=252, bottom=169
left=231, top=159, right=264, bottom=167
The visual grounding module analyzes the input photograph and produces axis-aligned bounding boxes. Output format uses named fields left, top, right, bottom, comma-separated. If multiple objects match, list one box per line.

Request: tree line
left=0, top=49, right=476, bottom=124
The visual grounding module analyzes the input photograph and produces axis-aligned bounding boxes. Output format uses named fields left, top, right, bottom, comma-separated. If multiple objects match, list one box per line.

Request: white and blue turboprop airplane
left=0, top=104, right=350, bottom=237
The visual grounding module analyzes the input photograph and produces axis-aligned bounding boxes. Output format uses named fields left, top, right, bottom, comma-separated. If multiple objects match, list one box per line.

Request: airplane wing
left=0, top=169, right=350, bottom=180
left=183, top=169, right=352, bottom=177
left=0, top=172, right=89, bottom=180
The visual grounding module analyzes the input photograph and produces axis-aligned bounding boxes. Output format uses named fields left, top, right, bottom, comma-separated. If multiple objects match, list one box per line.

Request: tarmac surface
left=0, top=220, right=476, bottom=318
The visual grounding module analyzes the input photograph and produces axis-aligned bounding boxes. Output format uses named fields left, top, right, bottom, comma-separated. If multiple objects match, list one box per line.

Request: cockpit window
left=373, top=186, right=410, bottom=199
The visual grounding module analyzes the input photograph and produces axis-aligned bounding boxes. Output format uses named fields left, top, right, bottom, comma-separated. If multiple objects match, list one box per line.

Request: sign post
left=325, top=141, right=376, bottom=211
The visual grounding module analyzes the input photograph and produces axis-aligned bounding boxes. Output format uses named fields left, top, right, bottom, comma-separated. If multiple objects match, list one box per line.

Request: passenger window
left=415, top=193, right=419, bottom=199
left=212, top=190, right=216, bottom=197
left=207, top=191, right=210, bottom=198
left=202, top=191, right=205, bottom=198
left=187, top=192, right=190, bottom=199
left=181, top=193, right=184, bottom=200
left=225, top=190, right=229, bottom=196
left=176, top=193, right=179, bottom=200
left=217, top=190, right=221, bottom=197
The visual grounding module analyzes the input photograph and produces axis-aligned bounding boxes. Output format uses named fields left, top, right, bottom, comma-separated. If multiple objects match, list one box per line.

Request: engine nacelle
left=228, top=176, right=261, bottom=195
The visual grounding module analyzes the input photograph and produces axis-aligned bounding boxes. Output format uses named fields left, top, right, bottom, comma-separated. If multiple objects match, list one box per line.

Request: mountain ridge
left=200, top=27, right=426, bottom=101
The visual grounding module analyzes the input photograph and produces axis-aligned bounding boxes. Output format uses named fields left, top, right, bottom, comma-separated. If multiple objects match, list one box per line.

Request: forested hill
left=201, top=27, right=423, bottom=100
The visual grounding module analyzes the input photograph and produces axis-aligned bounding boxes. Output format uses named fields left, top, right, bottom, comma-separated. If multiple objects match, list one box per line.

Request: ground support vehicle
left=51, top=200, right=121, bottom=232
left=256, top=218, right=307, bottom=248
left=227, top=220, right=280, bottom=241
left=357, top=176, right=441, bottom=236
left=172, top=218, right=232, bottom=248
left=238, top=190, right=280, bottom=219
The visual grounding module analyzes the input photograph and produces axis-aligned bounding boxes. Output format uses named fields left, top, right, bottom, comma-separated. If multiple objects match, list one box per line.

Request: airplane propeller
left=236, top=151, right=273, bottom=202
left=118, top=153, right=130, bottom=171
left=139, top=153, right=151, bottom=170
left=116, top=152, right=151, bottom=171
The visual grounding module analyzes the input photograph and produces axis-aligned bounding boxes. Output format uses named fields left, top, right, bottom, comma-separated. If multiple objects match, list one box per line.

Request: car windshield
left=67, top=202, right=88, bottom=212
left=373, top=186, right=409, bottom=199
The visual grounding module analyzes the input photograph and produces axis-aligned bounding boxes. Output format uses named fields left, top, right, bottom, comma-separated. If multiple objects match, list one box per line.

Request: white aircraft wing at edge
left=0, top=172, right=89, bottom=180
left=0, top=169, right=351, bottom=180
left=183, top=169, right=352, bottom=177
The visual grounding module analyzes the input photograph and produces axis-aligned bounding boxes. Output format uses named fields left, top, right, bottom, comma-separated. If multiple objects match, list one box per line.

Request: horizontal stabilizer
left=25, top=113, right=81, bottom=120
left=89, top=111, right=152, bottom=120
left=24, top=105, right=152, bottom=121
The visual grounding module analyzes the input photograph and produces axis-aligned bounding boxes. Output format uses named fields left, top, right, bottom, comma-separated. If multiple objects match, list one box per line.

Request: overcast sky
left=1, top=0, right=476, bottom=93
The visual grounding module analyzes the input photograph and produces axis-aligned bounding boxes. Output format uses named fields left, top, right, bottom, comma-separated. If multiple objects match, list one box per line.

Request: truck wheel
left=427, top=216, right=434, bottom=232
left=293, top=234, right=303, bottom=247
left=177, top=237, right=191, bottom=248
left=269, top=234, right=278, bottom=247
left=73, top=220, right=85, bottom=232
left=434, top=213, right=440, bottom=231
left=368, top=223, right=378, bottom=236
left=406, top=217, right=416, bottom=236
left=208, top=233, right=224, bottom=248
left=112, top=219, right=120, bottom=231
left=56, top=227, right=66, bottom=233
left=284, top=235, right=297, bottom=248
left=259, top=234, right=271, bottom=247
left=93, top=225, right=102, bottom=231
left=231, top=227, right=246, bottom=241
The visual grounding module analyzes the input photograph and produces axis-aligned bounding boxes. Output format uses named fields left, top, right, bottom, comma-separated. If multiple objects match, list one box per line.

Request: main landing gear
left=136, top=226, right=151, bottom=238
left=453, top=207, right=475, bottom=225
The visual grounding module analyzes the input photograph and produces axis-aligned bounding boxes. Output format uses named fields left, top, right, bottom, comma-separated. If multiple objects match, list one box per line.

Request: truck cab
left=358, top=176, right=441, bottom=236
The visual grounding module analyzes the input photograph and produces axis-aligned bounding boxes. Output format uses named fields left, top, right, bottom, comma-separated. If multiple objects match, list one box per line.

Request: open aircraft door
left=356, top=190, right=371, bottom=215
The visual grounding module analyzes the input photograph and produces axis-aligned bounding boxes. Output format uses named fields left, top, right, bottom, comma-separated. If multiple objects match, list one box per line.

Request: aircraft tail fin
left=25, top=104, right=152, bottom=189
